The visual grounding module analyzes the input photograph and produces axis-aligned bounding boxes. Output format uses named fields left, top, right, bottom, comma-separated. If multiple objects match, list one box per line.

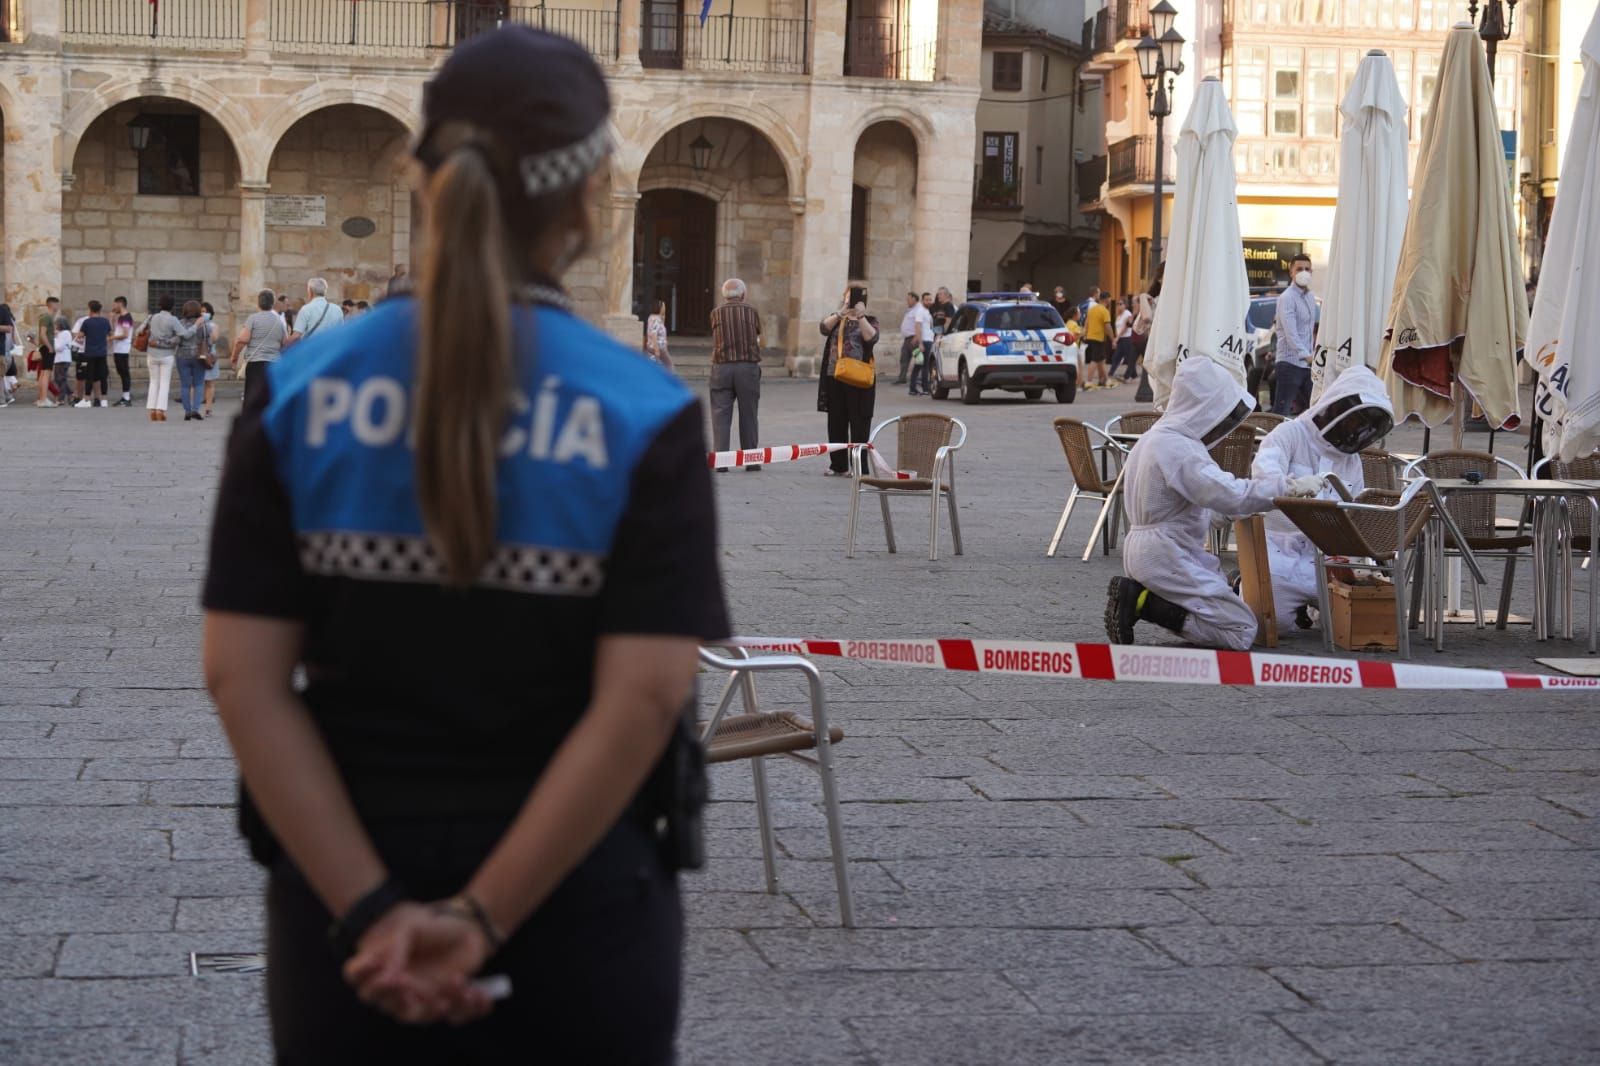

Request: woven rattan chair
left=1104, top=410, right=1160, bottom=438
left=1047, top=418, right=1128, bottom=561
left=1274, top=479, right=1437, bottom=656
left=1402, top=450, right=1532, bottom=630
left=847, top=414, right=967, bottom=561
left=1205, top=426, right=1262, bottom=553
left=1243, top=411, right=1289, bottom=434
left=1534, top=455, right=1600, bottom=653
left=698, top=646, right=854, bottom=926
left=1360, top=448, right=1401, bottom=492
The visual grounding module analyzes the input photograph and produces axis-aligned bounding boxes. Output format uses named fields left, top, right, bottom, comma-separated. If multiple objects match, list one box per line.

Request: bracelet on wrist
left=436, top=892, right=505, bottom=955
left=327, top=876, right=408, bottom=960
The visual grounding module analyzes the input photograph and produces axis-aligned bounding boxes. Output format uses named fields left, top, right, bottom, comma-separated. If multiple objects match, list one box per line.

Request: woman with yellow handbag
left=818, top=284, right=879, bottom=477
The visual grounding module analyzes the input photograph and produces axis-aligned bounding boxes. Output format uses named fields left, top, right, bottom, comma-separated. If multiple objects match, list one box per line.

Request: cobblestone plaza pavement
left=2, top=379, right=1597, bottom=1064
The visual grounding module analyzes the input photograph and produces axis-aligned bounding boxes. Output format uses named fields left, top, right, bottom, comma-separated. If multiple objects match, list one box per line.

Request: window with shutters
left=992, top=51, right=1022, bottom=91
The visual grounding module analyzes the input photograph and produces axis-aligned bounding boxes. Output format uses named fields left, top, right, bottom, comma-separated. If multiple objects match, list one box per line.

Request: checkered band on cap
left=298, top=532, right=605, bottom=597
left=519, top=125, right=611, bottom=198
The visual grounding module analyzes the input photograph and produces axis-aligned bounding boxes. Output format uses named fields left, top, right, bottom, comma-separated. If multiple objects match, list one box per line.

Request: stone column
left=811, top=0, right=847, bottom=78
left=911, top=109, right=977, bottom=297
left=238, top=183, right=271, bottom=316
left=936, top=0, right=982, bottom=85
left=22, top=0, right=64, bottom=38
left=794, top=85, right=854, bottom=338
left=3, top=58, right=65, bottom=314
left=601, top=187, right=640, bottom=344
left=616, top=0, right=642, bottom=70
left=243, top=0, right=270, bottom=60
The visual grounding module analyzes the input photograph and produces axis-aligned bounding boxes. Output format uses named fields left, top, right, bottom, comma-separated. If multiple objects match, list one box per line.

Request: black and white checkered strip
left=298, top=532, right=605, bottom=596
left=518, top=125, right=611, bottom=197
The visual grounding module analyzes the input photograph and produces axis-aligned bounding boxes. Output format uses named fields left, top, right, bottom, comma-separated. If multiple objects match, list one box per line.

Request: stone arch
left=260, top=86, right=419, bottom=182
left=632, top=118, right=795, bottom=341
left=622, top=101, right=804, bottom=198
left=845, top=106, right=934, bottom=160
left=266, top=104, right=415, bottom=302
left=850, top=120, right=921, bottom=334
left=62, top=77, right=255, bottom=178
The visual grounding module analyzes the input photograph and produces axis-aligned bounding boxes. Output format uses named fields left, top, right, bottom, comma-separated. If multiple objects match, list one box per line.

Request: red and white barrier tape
left=727, top=636, right=1600, bottom=691
left=707, top=442, right=911, bottom=479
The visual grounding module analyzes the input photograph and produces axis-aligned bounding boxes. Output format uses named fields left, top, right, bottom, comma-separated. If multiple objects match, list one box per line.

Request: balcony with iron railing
left=843, top=16, right=935, bottom=82
left=1107, top=134, right=1153, bottom=189
left=54, top=1, right=849, bottom=75
left=641, top=7, right=808, bottom=75
left=1076, top=155, right=1106, bottom=204
left=1083, top=1, right=1149, bottom=58
left=973, top=164, right=1023, bottom=210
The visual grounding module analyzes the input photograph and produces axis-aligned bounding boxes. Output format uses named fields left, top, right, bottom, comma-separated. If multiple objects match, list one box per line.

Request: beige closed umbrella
left=1378, top=23, right=1528, bottom=440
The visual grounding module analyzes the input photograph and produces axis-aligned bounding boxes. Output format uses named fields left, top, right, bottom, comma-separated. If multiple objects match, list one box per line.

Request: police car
left=933, top=293, right=1078, bottom=405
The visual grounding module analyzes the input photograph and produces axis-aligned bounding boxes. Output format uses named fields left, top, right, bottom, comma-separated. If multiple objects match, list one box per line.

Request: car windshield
left=981, top=305, right=1064, bottom=331
left=1246, top=299, right=1278, bottom=331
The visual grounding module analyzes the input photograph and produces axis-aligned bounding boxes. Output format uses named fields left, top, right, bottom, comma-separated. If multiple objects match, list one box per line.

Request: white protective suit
left=1121, top=358, right=1291, bottom=650
left=1252, top=365, right=1394, bottom=624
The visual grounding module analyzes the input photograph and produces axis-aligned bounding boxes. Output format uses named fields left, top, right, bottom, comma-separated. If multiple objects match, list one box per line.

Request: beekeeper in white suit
left=1253, top=364, right=1396, bottom=628
left=1107, top=357, right=1325, bottom=650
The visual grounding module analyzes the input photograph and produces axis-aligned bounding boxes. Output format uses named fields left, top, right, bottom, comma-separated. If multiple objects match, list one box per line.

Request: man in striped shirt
left=708, top=278, right=764, bottom=471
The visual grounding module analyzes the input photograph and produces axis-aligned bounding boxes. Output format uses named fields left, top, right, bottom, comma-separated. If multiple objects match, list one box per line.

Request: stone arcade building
left=0, top=0, right=983, bottom=359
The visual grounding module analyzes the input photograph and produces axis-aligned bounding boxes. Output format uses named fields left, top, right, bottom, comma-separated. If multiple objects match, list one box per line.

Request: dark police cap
left=416, top=26, right=611, bottom=197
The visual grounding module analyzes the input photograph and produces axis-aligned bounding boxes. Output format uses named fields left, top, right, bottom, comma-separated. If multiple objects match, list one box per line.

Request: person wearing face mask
left=1105, top=357, right=1324, bottom=650
left=1272, top=254, right=1317, bottom=416
left=1252, top=364, right=1395, bottom=630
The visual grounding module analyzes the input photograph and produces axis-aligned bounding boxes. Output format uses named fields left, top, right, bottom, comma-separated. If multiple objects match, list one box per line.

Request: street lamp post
left=1134, top=3, right=1184, bottom=403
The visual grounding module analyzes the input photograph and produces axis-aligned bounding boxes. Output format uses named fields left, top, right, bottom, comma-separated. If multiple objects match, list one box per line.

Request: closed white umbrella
left=1311, top=50, right=1409, bottom=403
left=1530, top=5, right=1600, bottom=461
left=1379, top=23, right=1528, bottom=438
left=1147, top=76, right=1254, bottom=409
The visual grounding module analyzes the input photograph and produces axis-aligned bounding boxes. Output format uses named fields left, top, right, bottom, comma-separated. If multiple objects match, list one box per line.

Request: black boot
left=1105, top=577, right=1190, bottom=644
left=1106, top=577, right=1142, bottom=643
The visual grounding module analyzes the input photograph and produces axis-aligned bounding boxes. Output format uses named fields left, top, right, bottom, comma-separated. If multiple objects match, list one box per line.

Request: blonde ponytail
left=415, top=145, right=513, bottom=585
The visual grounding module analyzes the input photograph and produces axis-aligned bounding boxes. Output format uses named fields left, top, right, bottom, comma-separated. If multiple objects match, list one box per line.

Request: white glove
left=1287, top=474, right=1328, bottom=498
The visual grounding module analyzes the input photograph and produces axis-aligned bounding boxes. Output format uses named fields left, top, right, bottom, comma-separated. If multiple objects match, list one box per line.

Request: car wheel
left=1023, top=388, right=1043, bottom=401
left=960, top=362, right=980, bottom=405
left=1055, top=370, right=1077, bottom=404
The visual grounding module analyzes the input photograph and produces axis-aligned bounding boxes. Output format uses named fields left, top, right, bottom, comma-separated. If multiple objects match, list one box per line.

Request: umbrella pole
left=1452, top=383, right=1467, bottom=449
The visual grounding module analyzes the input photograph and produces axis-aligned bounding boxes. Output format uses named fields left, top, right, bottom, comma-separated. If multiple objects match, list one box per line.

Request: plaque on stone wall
left=267, top=195, right=327, bottom=227
left=341, top=217, right=377, bottom=239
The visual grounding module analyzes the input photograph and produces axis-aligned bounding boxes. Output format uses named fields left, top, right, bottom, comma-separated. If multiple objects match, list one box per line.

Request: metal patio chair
left=1047, top=417, right=1129, bottom=561
left=698, top=646, right=854, bottom=927
left=1402, top=450, right=1533, bottom=631
left=846, top=413, right=967, bottom=561
left=1533, top=454, right=1600, bottom=653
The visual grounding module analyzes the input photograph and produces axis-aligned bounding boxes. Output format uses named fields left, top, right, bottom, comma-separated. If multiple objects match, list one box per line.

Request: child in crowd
left=52, top=317, right=74, bottom=408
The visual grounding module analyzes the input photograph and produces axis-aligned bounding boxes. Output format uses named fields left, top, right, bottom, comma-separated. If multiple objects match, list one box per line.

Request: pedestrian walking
left=1077, top=284, right=1102, bottom=324
left=201, top=27, right=727, bottom=1063
left=33, top=296, right=59, bottom=406
left=1081, top=293, right=1113, bottom=390
left=1108, top=297, right=1136, bottom=384
left=0, top=302, right=17, bottom=406
left=288, top=278, right=343, bottom=344
left=643, top=299, right=674, bottom=371
left=172, top=299, right=210, bottom=421
left=111, top=297, right=135, bottom=406
left=144, top=293, right=191, bottom=422
left=51, top=316, right=74, bottom=407
left=818, top=283, right=879, bottom=476
left=1272, top=253, right=1317, bottom=415
left=200, top=302, right=220, bottom=416
left=231, top=290, right=288, bottom=406
left=707, top=277, right=764, bottom=471
left=896, top=291, right=932, bottom=392
left=73, top=300, right=114, bottom=407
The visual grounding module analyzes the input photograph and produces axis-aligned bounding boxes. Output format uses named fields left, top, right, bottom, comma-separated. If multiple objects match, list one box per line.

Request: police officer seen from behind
left=201, top=28, right=728, bottom=1063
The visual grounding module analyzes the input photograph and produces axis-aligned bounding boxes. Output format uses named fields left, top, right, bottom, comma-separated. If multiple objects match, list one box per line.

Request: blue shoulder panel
left=262, top=300, right=695, bottom=556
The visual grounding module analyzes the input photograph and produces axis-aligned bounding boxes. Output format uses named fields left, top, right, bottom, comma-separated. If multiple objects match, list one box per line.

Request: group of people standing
left=891, top=288, right=959, bottom=397
left=1052, top=283, right=1155, bottom=391
left=0, top=277, right=351, bottom=422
